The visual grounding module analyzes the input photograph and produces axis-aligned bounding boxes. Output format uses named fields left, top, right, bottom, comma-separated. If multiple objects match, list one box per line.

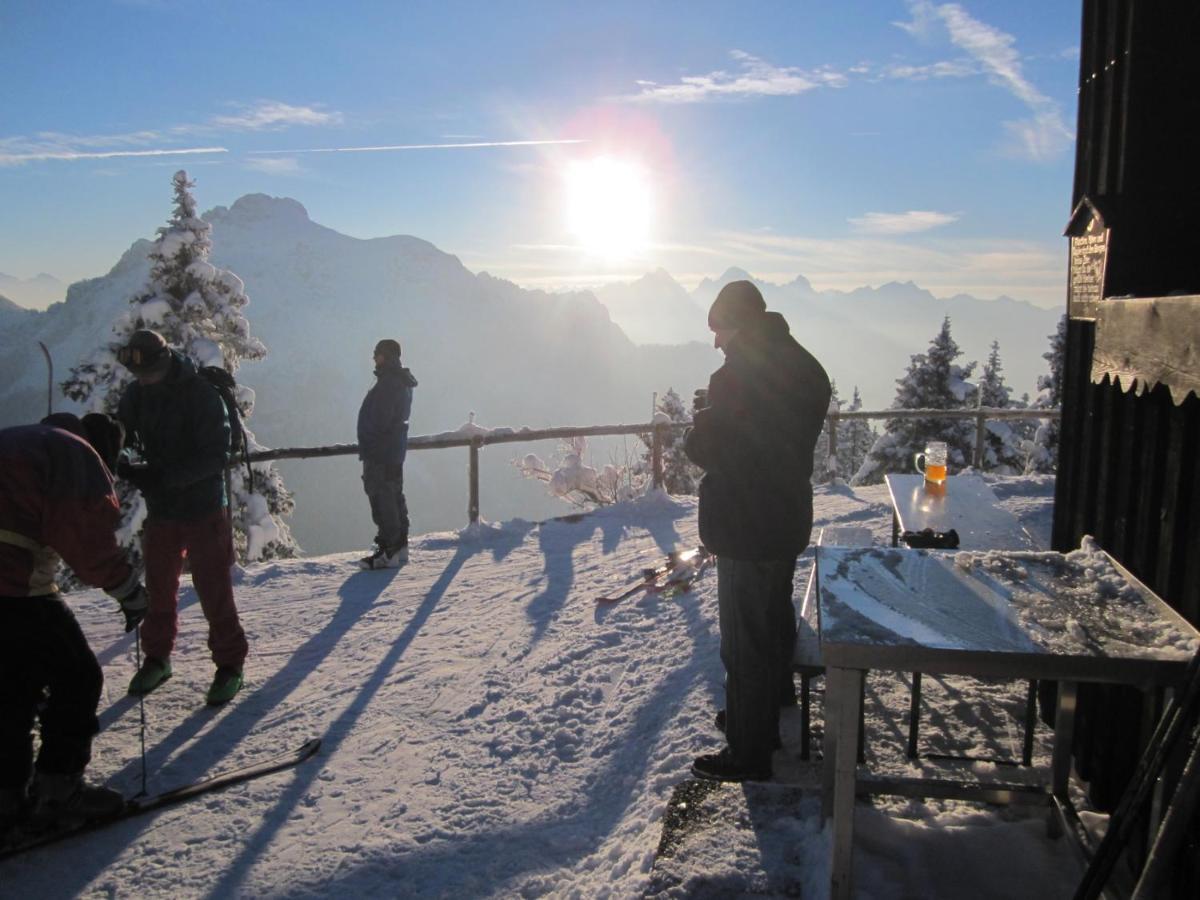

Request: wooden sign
left=1066, top=196, right=1109, bottom=317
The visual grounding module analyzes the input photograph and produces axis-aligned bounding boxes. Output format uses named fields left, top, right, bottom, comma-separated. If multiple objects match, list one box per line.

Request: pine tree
left=639, top=388, right=701, bottom=494
left=62, top=170, right=298, bottom=563
left=841, top=385, right=878, bottom=480
left=1023, top=313, right=1066, bottom=474
left=813, top=381, right=841, bottom=484
left=976, top=340, right=1025, bottom=473
left=851, top=316, right=977, bottom=485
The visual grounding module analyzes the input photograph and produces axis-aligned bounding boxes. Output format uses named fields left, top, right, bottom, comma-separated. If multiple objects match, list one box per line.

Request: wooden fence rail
left=247, top=407, right=1061, bottom=524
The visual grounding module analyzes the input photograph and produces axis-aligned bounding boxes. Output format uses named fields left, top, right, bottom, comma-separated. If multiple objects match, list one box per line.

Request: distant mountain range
left=0, top=271, right=66, bottom=310
left=0, top=194, right=1062, bottom=552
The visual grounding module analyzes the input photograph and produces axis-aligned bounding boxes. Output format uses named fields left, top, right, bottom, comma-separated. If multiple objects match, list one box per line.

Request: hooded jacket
left=118, top=351, right=231, bottom=520
left=684, top=311, right=831, bottom=560
left=0, top=423, right=133, bottom=597
left=357, top=360, right=418, bottom=467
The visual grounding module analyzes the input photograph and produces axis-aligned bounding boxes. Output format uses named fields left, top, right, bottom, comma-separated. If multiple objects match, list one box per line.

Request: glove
left=105, top=571, right=149, bottom=633
left=692, top=388, right=709, bottom=413
left=117, top=461, right=162, bottom=495
left=117, top=585, right=149, bottom=633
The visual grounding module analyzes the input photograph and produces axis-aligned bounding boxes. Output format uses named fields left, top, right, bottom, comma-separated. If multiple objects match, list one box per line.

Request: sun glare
left=564, top=157, right=653, bottom=260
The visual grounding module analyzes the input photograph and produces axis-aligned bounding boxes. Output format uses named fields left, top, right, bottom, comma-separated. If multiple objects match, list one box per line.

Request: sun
left=563, top=156, right=653, bottom=260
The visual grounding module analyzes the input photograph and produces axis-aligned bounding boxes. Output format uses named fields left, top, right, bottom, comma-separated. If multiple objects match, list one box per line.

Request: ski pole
left=135, top=626, right=148, bottom=799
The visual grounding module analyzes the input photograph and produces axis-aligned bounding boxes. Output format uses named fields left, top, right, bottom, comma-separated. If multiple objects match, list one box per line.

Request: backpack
left=198, top=365, right=254, bottom=492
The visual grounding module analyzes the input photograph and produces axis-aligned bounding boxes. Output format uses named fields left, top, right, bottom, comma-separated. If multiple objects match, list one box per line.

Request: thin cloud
left=621, top=50, right=845, bottom=104
left=209, top=101, right=342, bottom=131
left=0, top=144, right=227, bottom=166
left=849, top=210, right=959, bottom=234
left=893, top=1, right=1072, bottom=162
left=248, top=138, right=587, bottom=155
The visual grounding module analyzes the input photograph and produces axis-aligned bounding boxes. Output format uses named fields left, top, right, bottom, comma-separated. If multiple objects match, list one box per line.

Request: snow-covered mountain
left=0, top=195, right=718, bottom=553
left=0, top=271, right=66, bottom=309
left=613, top=267, right=1063, bottom=410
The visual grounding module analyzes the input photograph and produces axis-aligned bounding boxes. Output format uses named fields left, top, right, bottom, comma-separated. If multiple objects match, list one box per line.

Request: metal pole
left=37, top=341, right=53, bottom=416
left=974, top=410, right=987, bottom=469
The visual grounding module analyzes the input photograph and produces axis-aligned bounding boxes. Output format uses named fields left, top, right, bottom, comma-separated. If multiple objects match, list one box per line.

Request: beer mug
left=915, top=441, right=948, bottom=484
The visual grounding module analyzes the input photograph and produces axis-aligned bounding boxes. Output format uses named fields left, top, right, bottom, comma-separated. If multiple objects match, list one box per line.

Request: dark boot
left=31, top=772, right=123, bottom=826
left=128, top=656, right=171, bottom=695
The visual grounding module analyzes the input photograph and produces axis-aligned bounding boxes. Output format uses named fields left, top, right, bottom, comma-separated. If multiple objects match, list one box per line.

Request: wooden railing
left=247, top=408, right=1061, bottom=524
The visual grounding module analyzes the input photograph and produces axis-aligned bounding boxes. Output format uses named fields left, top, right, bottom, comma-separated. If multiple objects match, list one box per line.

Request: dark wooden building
left=1052, top=0, right=1200, bottom=889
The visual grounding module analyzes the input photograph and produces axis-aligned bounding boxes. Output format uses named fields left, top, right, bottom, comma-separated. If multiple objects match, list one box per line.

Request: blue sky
left=1, top=0, right=1080, bottom=308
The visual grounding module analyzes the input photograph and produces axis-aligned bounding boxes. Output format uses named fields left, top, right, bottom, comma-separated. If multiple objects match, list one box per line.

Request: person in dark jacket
left=357, top=338, right=418, bottom=569
left=116, top=329, right=247, bottom=705
left=684, top=280, right=831, bottom=781
left=0, top=413, right=147, bottom=827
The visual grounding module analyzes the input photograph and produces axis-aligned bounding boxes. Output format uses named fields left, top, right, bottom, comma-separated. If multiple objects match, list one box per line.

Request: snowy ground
left=2, top=475, right=1089, bottom=898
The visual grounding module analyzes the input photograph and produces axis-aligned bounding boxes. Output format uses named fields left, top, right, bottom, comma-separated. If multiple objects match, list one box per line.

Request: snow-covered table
left=885, top=473, right=1041, bottom=550
left=816, top=544, right=1200, bottom=900
left=886, top=473, right=1043, bottom=761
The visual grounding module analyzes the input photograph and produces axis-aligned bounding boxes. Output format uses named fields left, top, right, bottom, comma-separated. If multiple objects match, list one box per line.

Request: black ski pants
left=717, top=555, right=799, bottom=771
left=0, top=595, right=103, bottom=789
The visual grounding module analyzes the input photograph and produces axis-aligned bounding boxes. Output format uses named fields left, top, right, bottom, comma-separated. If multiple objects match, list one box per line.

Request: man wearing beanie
left=357, top=338, right=418, bottom=569
left=116, top=329, right=248, bottom=705
left=0, top=413, right=147, bottom=827
left=685, top=280, right=831, bottom=781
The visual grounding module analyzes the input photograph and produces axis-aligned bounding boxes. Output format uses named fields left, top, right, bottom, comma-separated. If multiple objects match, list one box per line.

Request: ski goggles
left=117, top=344, right=167, bottom=369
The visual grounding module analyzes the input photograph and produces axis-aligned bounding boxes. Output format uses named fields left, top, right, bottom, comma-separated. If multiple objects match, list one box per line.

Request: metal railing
left=247, top=407, right=1061, bottom=524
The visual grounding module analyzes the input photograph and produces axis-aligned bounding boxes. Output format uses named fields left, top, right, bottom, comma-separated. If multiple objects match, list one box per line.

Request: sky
left=0, top=0, right=1081, bottom=309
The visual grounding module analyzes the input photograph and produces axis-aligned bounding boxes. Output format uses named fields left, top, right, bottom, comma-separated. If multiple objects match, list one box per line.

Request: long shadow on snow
left=200, top=545, right=478, bottom=899
left=272, top=539, right=720, bottom=897
left=28, top=567, right=401, bottom=897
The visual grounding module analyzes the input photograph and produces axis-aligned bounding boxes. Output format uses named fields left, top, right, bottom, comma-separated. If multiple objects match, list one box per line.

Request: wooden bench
left=793, top=526, right=873, bottom=760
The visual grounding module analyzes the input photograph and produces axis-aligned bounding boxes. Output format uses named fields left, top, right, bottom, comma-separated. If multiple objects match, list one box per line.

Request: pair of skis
left=0, top=738, right=321, bottom=859
left=595, top=547, right=712, bottom=604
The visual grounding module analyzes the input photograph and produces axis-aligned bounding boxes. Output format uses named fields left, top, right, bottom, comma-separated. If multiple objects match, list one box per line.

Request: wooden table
left=816, top=545, right=1199, bottom=900
left=885, top=473, right=1040, bottom=550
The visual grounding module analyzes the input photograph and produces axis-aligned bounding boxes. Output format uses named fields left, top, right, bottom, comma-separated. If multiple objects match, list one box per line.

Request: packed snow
left=3, top=475, right=1101, bottom=898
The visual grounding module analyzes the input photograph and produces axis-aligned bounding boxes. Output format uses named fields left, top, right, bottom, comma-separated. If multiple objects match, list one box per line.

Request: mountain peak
left=207, top=194, right=312, bottom=227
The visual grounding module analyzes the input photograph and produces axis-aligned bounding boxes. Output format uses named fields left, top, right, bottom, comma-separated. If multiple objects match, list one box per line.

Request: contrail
left=248, top=138, right=587, bottom=154
left=1, top=147, right=228, bottom=163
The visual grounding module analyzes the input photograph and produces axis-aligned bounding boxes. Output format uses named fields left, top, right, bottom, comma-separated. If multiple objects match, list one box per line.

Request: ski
left=595, top=547, right=708, bottom=604
left=0, top=737, right=321, bottom=859
left=648, top=550, right=713, bottom=599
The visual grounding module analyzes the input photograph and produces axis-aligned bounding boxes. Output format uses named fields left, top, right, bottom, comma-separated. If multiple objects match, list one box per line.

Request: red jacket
left=0, top=423, right=133, bottom=597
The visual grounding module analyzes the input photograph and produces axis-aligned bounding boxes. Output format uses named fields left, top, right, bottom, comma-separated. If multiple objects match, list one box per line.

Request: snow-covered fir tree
left=638, top=388, right=701, bottom=495
left=813, top=381, right=842, bottom=484
left=851, top=316, right=977, bottom=485
left=841, top=385, right=878, bottom=481
left=976, top=340, right=1025, bottom=473
left=1023, top=313, right=1066, bottom=474
left=62, top=170, right=297, bottom=563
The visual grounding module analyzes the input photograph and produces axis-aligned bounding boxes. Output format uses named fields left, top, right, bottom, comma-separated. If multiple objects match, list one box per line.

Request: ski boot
left=30, top=772, right=124, bottom=827
left=128, top=656, right=171, bottom=695
left=206, top=666, right=243, bottom=706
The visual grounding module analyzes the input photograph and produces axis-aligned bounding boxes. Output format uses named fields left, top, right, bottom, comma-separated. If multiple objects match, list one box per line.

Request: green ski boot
left=206, top=666, right=243, bottom=706
left=128, top=657, right=171, bottom=696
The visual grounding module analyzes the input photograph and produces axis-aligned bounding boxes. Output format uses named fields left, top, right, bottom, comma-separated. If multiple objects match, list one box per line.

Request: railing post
left=651, top=424, right=665, bottom=490
left=974, top=410, right=986, bottom=469
left=468, top=436, right=481, bottom=524
left=828, top=413, right=839, bottom=480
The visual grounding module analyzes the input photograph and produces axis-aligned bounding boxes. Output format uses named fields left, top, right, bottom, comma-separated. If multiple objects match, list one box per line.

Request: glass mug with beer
left=915, top=441, right=948, bottom=484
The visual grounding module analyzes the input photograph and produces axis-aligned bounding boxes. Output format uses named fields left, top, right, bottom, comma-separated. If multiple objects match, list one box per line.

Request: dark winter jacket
left=118, top=352, right=231, bottom=521
left=684, top=312, right=831, bottom=561
left=0, top=423, right=133, bottom=597
left=357, top=361, right=417, bottom=467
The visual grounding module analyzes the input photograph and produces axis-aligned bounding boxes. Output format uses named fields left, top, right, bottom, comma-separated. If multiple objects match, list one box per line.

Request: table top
left=885, top=473, right=1040, bottom=550
left=817, top=544, right=1199, bottom=684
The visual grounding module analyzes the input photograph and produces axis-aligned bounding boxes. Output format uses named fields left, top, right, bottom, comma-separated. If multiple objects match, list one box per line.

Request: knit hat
left=707, top=280, right=766, bottom=331
left=118, top=329, right=171, bottom=377
left=374, top=339, right=402, bottom=361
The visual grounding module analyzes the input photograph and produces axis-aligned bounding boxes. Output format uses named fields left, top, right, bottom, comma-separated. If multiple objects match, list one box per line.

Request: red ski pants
left=141, top=509, right=247, bottom=670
